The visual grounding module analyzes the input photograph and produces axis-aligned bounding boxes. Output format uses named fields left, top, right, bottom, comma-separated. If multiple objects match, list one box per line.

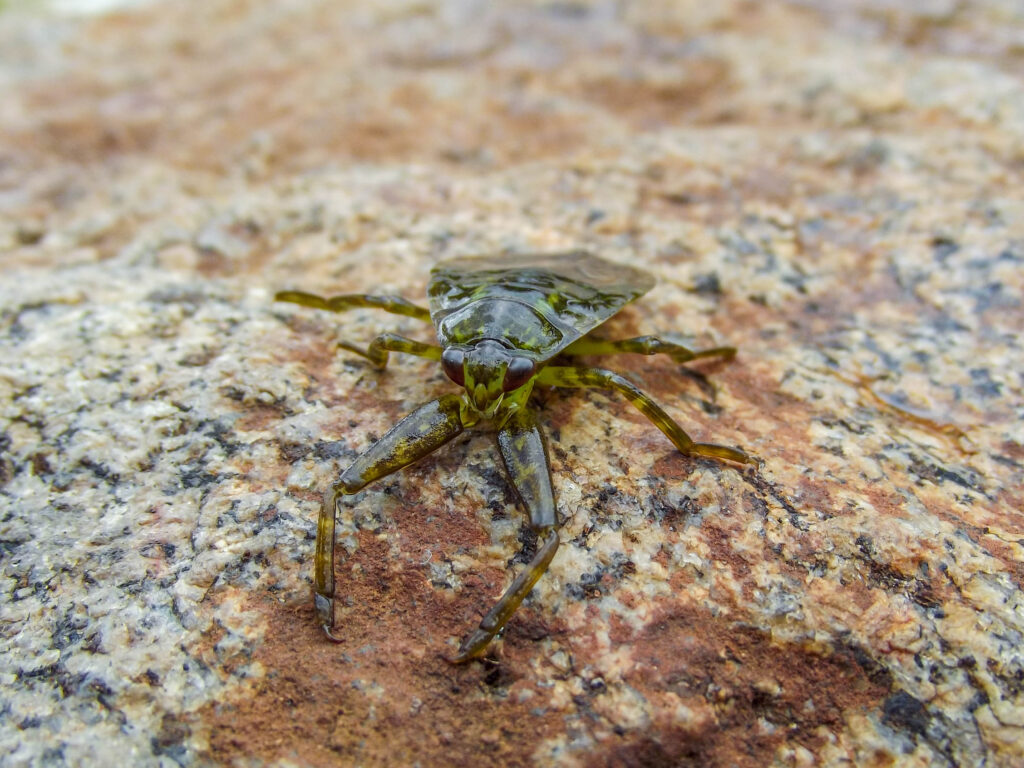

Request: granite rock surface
left=0, top=1, right=1022, bottom=766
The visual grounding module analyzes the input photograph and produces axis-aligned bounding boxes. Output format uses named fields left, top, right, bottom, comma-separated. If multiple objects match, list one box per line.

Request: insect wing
left=428, top=251, right=656, bottom=360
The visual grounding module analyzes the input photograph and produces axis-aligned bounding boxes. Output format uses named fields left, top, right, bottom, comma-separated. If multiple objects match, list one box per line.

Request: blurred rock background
left=0, top=0, right=1022, bottom=766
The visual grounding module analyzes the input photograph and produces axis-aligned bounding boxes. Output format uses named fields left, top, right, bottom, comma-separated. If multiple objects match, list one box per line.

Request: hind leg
left=276, top=290, right=431, bottom=322
left=562, top=335, right=736, bottom=363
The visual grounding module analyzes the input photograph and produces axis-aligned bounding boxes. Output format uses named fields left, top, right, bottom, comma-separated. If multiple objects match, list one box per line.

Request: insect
left=276, top=251, right=753, bottom=662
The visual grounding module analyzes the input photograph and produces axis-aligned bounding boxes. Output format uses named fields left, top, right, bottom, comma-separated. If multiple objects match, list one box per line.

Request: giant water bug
left=277, top=251, right=753, bottom=662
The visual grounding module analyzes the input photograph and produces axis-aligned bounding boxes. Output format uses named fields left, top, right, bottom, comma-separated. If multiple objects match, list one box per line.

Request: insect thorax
left=438, top=299, right=562, bottom=359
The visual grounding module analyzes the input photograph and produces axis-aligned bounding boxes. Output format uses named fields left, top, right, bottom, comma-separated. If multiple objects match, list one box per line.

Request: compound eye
left=502, top=357, right=536, bottom=392
left=441, top=348, right=466, bottom=387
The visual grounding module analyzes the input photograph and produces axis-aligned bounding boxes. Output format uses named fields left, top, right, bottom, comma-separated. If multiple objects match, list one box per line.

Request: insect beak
left=471, top=383, right=489, bottom=409
left=471, top=382, right=502, bottom=416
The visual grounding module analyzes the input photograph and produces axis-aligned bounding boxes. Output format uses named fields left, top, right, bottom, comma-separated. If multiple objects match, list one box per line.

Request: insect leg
left=450, top=408, right=559, bottom=663
left=562, top=335, right=736, bottom=363
left=316, top=393, right=466, bottom=641
left=276, top=290, right=431, bottom=322
left=536, top=366, right=755, bottom=465
left=336, top=332, right=441, bottom=368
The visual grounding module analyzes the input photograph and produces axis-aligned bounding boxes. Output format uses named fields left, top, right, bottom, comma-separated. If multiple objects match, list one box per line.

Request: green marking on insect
left=276, top=250, right=755, bottom=663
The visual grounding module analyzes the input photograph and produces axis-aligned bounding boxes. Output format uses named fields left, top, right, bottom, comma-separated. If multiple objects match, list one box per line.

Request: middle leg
left=336, top=332, right=441, bottom=368
left=537, top=365, right=754, bottom=465
left=451, top=407, right=560, bottom=662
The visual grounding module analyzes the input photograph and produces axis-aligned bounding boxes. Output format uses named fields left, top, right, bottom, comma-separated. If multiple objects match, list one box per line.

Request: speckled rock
left=1, top=1, right=1022, bottom=766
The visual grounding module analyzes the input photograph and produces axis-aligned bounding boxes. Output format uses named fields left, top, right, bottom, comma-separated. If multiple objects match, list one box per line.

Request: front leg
left=451, top=407, right=560, bottom=662
left=316, top=394, right=465, bottom=640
